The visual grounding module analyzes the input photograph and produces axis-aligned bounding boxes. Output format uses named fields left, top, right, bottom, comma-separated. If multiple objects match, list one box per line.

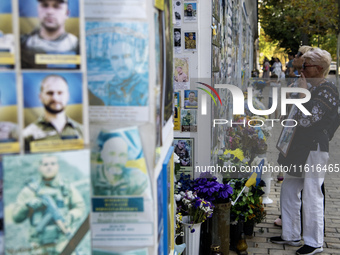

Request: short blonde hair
left=302, top=48, right=332, bottom=77
left=298, top=45, right=313, bottom=54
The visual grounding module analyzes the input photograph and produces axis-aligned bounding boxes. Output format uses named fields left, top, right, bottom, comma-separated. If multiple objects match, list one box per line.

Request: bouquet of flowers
left=228, top=178, right=266, bottom=224
left=175, top=190, right=214, bottom=232
left=193, top=173, right=233, bottom=204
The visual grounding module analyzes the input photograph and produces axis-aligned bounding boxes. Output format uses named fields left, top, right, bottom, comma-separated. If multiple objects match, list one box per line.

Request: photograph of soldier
left=173, top=138, right=194, bottom=177
left=184, top=90, right=198, bottom=109
left=105, top=41, right=148, bottom=106
left=19, top=0, right=80, bottom=69
left=23, top=73, right=83, bottom=152
left=86, top=22, right=149, bottom=107
left=276, top=106, right=297, bottom=156
left=184, top=32, right=197, bottom=50
left=92, top=127, right=151, bottom=198
left=0, top=1, right=15, bottom=69
left=3, top=150, right=91, bottom=255
left=174, top=139, right=191, bottom=166
left=174, top=28, right=181, bottom=47
left=173, top=92, right=180, bottom=131
left=181, top=109, right=197, bottom=132
left=0, top=73, right=19, bottom=153
left=183, top=3, right=197, bottom=22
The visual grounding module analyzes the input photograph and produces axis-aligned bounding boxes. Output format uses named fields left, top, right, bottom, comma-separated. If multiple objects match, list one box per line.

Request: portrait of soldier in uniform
left=23, top=74, right=83, bottom=152
left=20, top=0, right=80, bottom=69
left=184, top=3, right=196, bottom=17
left=93, top=128, right=151, bottom=198
left=105, top=41, right=148, bottom=106
left=4, top=151, right=91, bottom=255
left=185, top=32, right=196, bottom=50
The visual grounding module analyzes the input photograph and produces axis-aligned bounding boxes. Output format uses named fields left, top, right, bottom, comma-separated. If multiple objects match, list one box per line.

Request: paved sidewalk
left=229, top=177, right=340, bottom=255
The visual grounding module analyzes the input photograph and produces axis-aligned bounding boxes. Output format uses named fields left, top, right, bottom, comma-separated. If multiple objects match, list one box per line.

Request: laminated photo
left=91, top=127, right=151, bottom=198
left=3, top=150, right=91, bottom=255
left=92, top=248, right=149, bottom=255
left=183, top=2, right=197, bottom=22
left=184, top=90, right=198, bottom=109
left=84, top=0, right=147, bottom=20
left=181, top=109, right=197, bottom=132
left=19, top=0, right=80, bottom=69
left=90, top=126, right=154, bottom=247
left=86, top=21, right=149, bottom=122
left=0, top=73, right=19, bottom=154
left=22, top=72, right=84, bottom=153
left=174, top=57, right=190, bottom=90
left=174, top=28, right=182, bottom=54
left=0, top=1, right=15, bottom=69
left=173, top=138, right=194, bottom=178
left=184, top=31, right=197, bottom=51
left=173, top=92, right=181, bottom=131
left=173, top=0, right=182, bottom=26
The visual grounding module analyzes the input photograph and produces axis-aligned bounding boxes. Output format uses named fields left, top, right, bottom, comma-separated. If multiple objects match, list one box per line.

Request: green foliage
left=259, top=0, right=339, bottom=57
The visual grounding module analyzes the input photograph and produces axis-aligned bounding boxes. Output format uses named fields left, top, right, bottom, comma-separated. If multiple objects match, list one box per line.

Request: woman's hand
left=299, top=72, right=308, bottom=89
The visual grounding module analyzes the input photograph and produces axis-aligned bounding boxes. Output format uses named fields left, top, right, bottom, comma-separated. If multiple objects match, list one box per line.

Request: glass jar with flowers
left=175, top=189, right=214, bottom=255
left=192, top=173, right=233, bottom=255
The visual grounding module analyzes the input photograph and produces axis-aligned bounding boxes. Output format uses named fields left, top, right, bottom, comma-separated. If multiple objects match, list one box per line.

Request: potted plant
left=228, top=178, right=266, bottom=248
left=244, top=183, right=266, bottom=236
left=174, top=174, right=214, bottom=255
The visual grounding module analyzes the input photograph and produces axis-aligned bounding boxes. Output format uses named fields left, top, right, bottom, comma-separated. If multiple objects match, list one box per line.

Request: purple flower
left=191, top=228, right=195, bottom=233
left=202, top=181, right=222, bottom=196
left=217, top=183, right=233, bottom=200
left=194, top=199, right=202, bottom=208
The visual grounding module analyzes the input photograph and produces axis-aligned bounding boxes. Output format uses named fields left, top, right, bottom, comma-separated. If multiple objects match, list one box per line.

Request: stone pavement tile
left=268, top=249, right=295, bottom=254
left=326, top=242, right=340, bottom=249
left=323, top=247, right=340, bottom=254
left=248, top=247, right=269, bottom=254
left=254, top=231, right=279, bottom=238
left=267, top=228, right=282, bottom=234
left=253, top=242, right=282, bottom=249
left=325, top=227, right=338, bottom=233
left=246, top=236, right=267, bottom=243
left=324, top=237, right=340, bottom=243
left=325, top=232, right=340, bottom=238
left=256, top=223, right=275, bottom=228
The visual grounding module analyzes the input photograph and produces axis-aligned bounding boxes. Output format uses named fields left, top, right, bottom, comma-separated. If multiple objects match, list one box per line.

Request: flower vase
left=210, top=202, right=231, bottom=255
left=261, top=171, right=273, bottom=204
left=243, top=221, right=255, bottom=237
left=229, top=221, right=243, bottom=251
left=182, top=216, right=202, bottom=255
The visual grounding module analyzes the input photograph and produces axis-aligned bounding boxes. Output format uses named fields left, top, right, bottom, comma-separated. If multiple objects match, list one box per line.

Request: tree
left=259, top=0, right=338, bottom=56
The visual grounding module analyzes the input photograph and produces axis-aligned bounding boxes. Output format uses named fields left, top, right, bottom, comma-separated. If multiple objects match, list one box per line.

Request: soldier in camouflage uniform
left=94, top=136, right=150, bottom=196
left=20, top=0, right=79, bottom=69
left=185, top=32, right=196, bottom=49
left=12, top=155, right=85, bottom=254
left=23, top=74, right=83, bottom=151
left=105, top=41, right=148, bottom=106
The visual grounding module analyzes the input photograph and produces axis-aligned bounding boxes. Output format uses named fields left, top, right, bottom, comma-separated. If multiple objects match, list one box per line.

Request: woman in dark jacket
left=270, top=48, right=339, bottom=255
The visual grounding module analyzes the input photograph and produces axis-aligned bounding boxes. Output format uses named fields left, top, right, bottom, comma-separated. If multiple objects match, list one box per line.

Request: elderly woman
left=270, top=48, right=339, bottom=255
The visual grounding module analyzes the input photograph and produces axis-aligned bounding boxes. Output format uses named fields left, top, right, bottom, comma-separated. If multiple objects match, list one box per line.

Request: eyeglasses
left=302, top=63, right=318, bottom=69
